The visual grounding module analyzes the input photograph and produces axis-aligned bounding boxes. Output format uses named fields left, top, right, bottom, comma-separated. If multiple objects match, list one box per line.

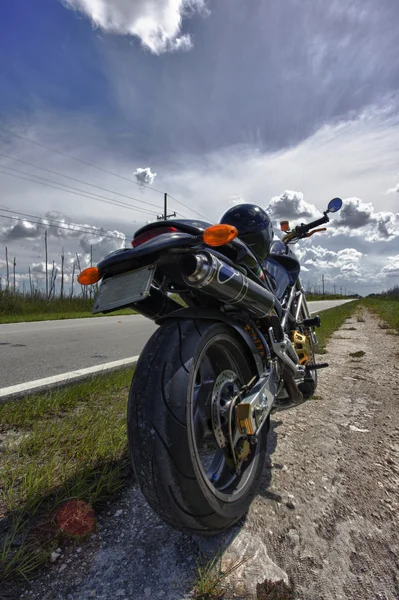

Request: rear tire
left=127, top=319, right=268, bottom=535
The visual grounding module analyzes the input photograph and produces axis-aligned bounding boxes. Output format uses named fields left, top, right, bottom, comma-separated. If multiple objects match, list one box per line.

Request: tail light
left=132, top=227, right=178, bottom=248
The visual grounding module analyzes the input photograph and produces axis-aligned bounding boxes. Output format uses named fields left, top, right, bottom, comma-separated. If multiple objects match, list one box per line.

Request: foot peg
left=302, top=316, right=321, bottom=328
left=307, top=362, right=329, bottom=370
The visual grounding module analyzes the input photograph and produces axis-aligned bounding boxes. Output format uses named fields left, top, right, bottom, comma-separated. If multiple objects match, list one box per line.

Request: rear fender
left=98, top=232, right=199, bottom=277
left=157, top=308, right=264, bottom=377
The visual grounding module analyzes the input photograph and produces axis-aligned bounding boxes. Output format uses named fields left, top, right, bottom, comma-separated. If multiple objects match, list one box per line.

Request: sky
left=0, top=0, right=399, bottom=295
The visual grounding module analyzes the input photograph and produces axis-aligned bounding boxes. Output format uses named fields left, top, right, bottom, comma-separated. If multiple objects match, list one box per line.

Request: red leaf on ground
left=56, top=500, right=95, bottom=536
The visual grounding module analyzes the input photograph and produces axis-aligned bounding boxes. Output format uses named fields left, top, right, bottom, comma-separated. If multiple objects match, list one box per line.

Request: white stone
left=221, top=530, right=288, bottom=595
left=50, top=552, right=61, bottom=563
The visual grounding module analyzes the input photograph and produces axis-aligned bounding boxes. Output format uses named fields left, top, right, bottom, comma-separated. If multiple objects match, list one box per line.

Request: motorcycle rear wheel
left=127, top=319, right=269, bottom=535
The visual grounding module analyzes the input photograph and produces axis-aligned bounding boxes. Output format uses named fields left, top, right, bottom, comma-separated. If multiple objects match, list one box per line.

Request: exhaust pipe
left=180, top=252, right=275, bottom=318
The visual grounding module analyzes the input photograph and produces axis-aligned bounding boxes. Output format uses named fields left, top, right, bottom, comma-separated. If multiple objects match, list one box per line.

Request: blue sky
left=1, top=0, right=399, bottom=294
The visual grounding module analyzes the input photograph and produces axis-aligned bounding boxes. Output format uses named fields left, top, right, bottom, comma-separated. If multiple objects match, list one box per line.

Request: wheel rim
left=189, top=333, right=260, bottom=501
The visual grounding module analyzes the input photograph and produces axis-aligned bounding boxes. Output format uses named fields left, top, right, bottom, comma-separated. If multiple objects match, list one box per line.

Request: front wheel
left=127, top=319, right=269, bottom=535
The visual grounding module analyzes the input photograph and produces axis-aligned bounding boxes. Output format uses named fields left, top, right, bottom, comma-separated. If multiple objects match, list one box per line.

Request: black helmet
left=220, top=203, right=274, bottom=260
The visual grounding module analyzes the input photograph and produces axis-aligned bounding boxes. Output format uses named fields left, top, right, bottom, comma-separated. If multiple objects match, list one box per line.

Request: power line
left=0, top=162, right=190, bottom=221
left=0, top=213, right=125, bottom=240
left=0, top=163, right=160, bottom=216
left=0, top=151, right=164, bottom=211
left=0, top=125, right=168, bottom=195
left=0, top=207, right=128, bottom=239
left=0, top=166, right=160, bottom=217
left=0, top=126, right=209, bottom=220
left=0, top=125, right=205, bottom=218
left=166, top=193, right=209, bottom=221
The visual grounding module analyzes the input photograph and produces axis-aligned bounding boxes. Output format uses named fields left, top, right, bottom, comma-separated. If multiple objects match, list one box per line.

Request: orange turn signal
left=77, top=267, right=101, bottom=286
left=280, top=220, right=290, bottom=232
left=203, top=224, right=238, bottom=247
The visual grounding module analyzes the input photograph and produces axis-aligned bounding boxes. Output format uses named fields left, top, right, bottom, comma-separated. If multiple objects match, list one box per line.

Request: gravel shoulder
left=19, top=310, right=399, bottom=600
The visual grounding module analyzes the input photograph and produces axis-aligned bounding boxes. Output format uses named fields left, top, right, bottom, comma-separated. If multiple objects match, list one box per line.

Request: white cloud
left=79, top=229, right=125, bottom=258
left=381, top=255, right=399, bottom=277
left=63, top=0, right=207, bottom=54
left=386, top=183, right=399, bottom=194
left=134, top=167, right=157, bottom=189
left=266, top=190, right=320, bottom=223
left=0, top=211, right=125, bottom=246
left=0, top=210, right=127, bottom=293
left=302, top=245, right=367, bottom=283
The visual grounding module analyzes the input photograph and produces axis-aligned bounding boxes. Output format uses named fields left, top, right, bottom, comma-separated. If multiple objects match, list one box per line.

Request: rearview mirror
left=327, top=197, right=343, bottom=213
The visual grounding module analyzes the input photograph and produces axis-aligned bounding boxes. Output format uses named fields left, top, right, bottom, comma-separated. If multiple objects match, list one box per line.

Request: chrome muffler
left=180, top=251, right=275, bottom=318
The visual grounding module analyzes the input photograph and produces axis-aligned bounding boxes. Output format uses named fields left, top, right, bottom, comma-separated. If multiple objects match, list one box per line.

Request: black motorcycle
left=79, top=197, right=343, bottom=534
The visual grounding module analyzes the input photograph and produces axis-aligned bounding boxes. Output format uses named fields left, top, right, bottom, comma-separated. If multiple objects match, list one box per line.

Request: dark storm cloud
left=330, top=198, right=399, bottom=241
left=0, top=212, right=126, bottom=260
left=101, top=0, right=399, bottom=158
left=335, top=198, right=375, bottom=229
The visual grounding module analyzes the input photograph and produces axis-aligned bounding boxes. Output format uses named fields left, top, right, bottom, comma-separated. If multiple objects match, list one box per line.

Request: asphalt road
left=0, top=300, right=353, bottom=389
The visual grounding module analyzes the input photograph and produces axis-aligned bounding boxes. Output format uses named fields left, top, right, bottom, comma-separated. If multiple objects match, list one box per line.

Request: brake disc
left=210, top=370, right=239, bottom=450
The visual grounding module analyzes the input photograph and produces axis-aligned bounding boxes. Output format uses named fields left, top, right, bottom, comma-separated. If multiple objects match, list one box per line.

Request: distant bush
left=0, top=290, right=93, bottom=317
left=368, top=285, right=399, bottom=299
left=0, top=291, right=24, bottom=315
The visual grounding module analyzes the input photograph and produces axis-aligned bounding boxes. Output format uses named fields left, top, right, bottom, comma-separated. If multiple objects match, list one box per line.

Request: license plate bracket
left=93, top=266, right=155, bottom=314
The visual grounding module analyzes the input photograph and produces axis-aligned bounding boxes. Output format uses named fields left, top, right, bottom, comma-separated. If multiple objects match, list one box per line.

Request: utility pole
left=45, top=230, right=48, bottom=299
left=61, top=248, right=65, bottom=300
left=13, top=257, right=16, bottom=294
left=71, top=262, right=75, bottom=298
left=340, top=286, right=343, bottom=296
left=344, top=288, right=347, bottom=297
left=322, top=274, right=325, bottom=297
left=333, top=283, right=336, bottom=295
left=157, top=193, right=176, bottom=221
left=5, top=246, right=9, bottom=291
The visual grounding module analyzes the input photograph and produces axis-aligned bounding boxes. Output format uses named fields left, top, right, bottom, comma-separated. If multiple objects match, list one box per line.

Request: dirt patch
left=15, top=311, right=399, bottom=600
left=349, top=350, right=366, bottom=358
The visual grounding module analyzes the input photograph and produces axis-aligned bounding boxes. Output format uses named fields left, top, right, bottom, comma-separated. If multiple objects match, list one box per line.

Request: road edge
left=0, top=356, right=139, bottom=402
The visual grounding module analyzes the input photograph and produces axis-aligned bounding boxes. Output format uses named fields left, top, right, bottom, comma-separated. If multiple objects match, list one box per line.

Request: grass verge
left=316, top=300, right=360, bottom=353
left=0, top=291, right=136, bottom=323
left=0, top=368, right=134, bottom=584
left=361, top=297, right=399, bottom=332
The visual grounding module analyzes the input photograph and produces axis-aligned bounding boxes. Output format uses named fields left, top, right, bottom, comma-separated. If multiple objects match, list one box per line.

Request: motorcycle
left=78, top=197, right=343, bottom=535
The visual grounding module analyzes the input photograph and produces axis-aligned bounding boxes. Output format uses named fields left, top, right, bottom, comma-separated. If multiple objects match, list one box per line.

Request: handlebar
left=294, top=212, right=329, bottom=235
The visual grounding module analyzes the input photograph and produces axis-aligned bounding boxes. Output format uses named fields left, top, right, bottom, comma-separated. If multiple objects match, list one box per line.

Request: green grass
left=0, top=299, right=362, bottom=585
left=0, top=291, right=135, bottom=323
left=316, top=300, right=360, bottom=353
left=0, top=368, right=134, bottom=583
left=192, top=548, right=250, bottom=600
left=361, top=297, right=399, bottom=332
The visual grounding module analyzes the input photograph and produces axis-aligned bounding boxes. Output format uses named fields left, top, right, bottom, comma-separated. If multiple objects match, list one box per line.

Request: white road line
left=0, top=356, right=139, bottom=401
